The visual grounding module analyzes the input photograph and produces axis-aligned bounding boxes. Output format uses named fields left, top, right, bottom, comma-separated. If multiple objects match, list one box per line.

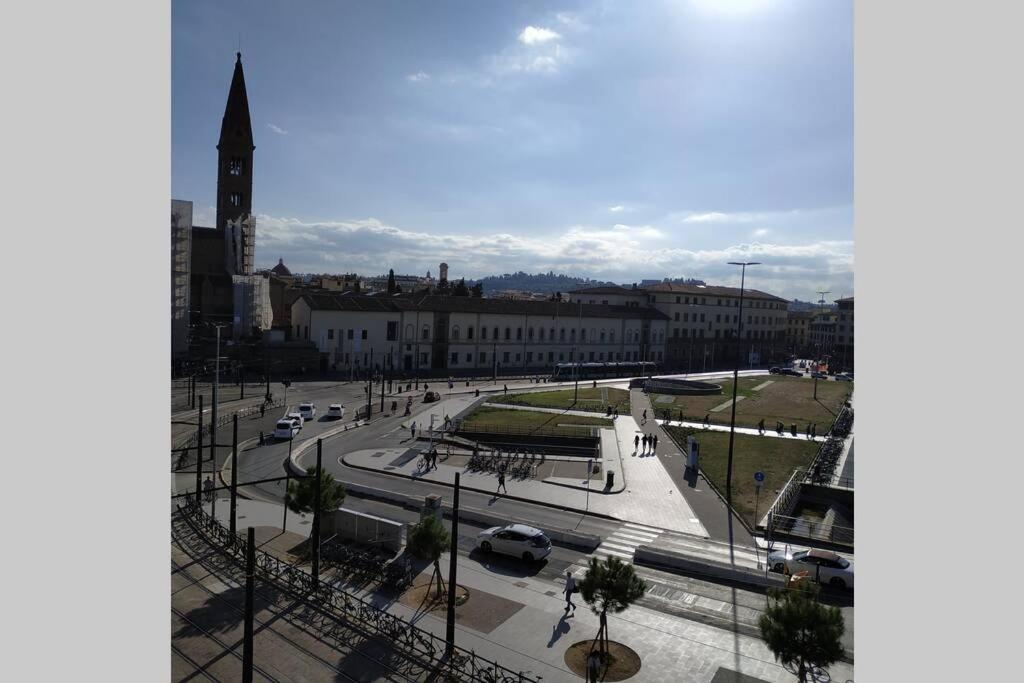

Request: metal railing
left=457, top=423, right=599, bottom=439
left=175, top=497, right=542, bottom=683
left=172, top=397, right=284, bottom=470
left=768, top=513, right=854, bottom=546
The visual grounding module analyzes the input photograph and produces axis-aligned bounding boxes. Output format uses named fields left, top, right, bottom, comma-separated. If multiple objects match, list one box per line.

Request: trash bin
left=606, top=470, right=615, bottom=488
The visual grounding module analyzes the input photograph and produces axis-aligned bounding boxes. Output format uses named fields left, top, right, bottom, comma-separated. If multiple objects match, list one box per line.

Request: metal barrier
left=768, top=513, right=854, bottom=546
left=172, top=397, right=284, bottom=471
left=175, top=497, right=542, bottom=683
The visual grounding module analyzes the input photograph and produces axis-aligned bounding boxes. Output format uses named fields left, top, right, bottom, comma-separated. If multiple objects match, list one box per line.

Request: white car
left=286, top=412, right=304, bottom=430
left=767, top=548, right=854, bottom=589
left=298, top=403, right=316, bottom=421
left=476, top=524, right=552, bottom=562
left=273, top=419, right=300, bottom=440
left=326, top=404, right=346, bottom=419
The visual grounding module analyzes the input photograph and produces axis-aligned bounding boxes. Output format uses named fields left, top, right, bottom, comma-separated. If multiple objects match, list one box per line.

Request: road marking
left=710, top=396, right=745, bottom=412
left=751, top=381, right=774, bottom=391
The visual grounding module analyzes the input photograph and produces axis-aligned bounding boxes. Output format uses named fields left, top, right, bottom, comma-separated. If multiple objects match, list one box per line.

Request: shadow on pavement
left=466, top=548, right=547, bottom=578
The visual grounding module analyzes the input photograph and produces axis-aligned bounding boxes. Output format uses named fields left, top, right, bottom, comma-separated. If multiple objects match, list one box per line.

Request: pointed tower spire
left=216, top=53, right=256, bottom=275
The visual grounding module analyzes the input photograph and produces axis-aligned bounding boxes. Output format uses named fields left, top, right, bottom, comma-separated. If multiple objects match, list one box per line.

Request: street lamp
left=725, top=262, right=760, bottom=505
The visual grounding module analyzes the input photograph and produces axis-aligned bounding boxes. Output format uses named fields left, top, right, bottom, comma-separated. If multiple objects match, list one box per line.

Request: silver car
left=767, top=548, right=854, bottom=589
left=476, top=524, right=552, bottom=562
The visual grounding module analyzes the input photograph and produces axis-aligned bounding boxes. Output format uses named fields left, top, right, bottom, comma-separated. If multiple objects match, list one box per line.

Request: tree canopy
left=285, top=466, right=346, bottom=515
left=759, top=582, right=845, bottom=682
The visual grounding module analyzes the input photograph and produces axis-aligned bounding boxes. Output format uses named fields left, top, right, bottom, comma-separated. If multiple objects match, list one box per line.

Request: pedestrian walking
left=503, top=384, right=508, bottom=394
left=563, top=571, right=577, bottom=612
left=203, top=476, right=214, bottom=502
left=411, top=421, right=417, bottom=439
left=497, top=470, right=507, bottom=494
left=805, top=423, right=811, bottom=439
left=642, top=434, right=648, bottom=452
left=634, top=434, right=640, bottom=451
left=614, top=406, right=619, bottom=418
left=642, top=409, right=647, bottom=424
left=704, top=413, right=710, bottom=429
left=811, top=423, right=817, bottom=439
left=260, top=403, right=266, bottom=419
left=653, top=434, right=659, bottom=452
left=758, top=418, right=765, bottom=435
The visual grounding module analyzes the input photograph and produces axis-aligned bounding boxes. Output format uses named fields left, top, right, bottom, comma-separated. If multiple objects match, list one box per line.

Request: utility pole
left=311, top=440, right=323, bottom=587
left=726, top=261, right=760, bottom=508
left=445, top=472, right=461, bottom=657
left=195, top=395, right=204, bottom=505
left=380, top=352, right=386, bottom=413
left=367, top=348, right=374, bottom=419
left=211, top=325, right=223, bottom=471
left=242, top=526, right=255, bottom=683
left=230, top=414, right=239, bottom=536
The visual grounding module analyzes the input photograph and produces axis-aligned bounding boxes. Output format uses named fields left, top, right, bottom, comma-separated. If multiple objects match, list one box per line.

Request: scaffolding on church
left=171, top=200, right=193, bottom=357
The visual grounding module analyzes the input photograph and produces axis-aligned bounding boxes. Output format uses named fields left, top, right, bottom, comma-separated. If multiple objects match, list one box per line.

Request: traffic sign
left=754, top=471, right=765, bottom=482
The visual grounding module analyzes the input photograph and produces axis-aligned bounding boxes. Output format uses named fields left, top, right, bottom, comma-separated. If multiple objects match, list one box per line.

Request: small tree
left=407, top=515, right=450, bottom=599
left=759, top=581, right=845, bottom=682
left=579, top=556, right=647, bottom=659
left=285, top=466, right=346, bottom=516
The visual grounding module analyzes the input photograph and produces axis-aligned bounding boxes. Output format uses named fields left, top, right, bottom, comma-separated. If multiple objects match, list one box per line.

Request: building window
left=480, top=352, right=487, bottom=364
left=673, top=328, right=679, bottom=338
left=528, top=327, right=534, bottom=340
left=581, top=329, right=587, bottom=341
left=676, top=296, right=681, bottom=303
left=538, top=327, right=545, bottom=341
left=422, top=326, right=430, bottom=340
left=450, top=352, right=458, bottom=365
left=515, top=353, right=521, bottom=362
left=517, top=327, right=523, bottom=340
left=503, top=352, right=510, bottom=363
left=304, top=326, right=309, bottom=340
left=589, top=352, right=595, bottom=361
left=228, top=157, right=244, bottom=176
left=657, top=351, right=663, bottom=362
left=387, top=321, right=397, bottom=341
left=493, top=327, right=499, bottom=339
left=560, top=328, right=566, bottom=341
left=700, top=314, right=705, bottom=322
left=347, top=329, right=354, bottom=339
left=229, top=192, right=243, bottom=207
left=685, top=297, right=690, bottom=304
left=481, top=326, right=487, bottom=340
left=405, top=324, right=413, bottom=340
left=421, top=353, right=429, bottom=365
left=683, top=313, right=689, bottom=323
left=599, top=352, right=605, bottom=361
left=610, top=330, right=615, bottom=343
left=548, top=351, right=554, bottom=362
left=716, top=314, right=721, bottom=323
left=328, top=329, right=334, bottom=340
left=451, top=325, right=460, bottom=340
left=466, top=353, right=472, bottom=363
left=467, top=326, right=474, bottom=340
left=526, top=352, right=533, bottom=362
left=674, top=312, right=680, bottom=321
left=550, top=327, right=555, bottom=340
left=559, top=352, right=565, bottom=361
left=571, top=329, right=576, bottom=342
left=505, top=327, right=511, bottom=340
left=361, top=329, right=368, bottom=340
left=714, top=330, right=720, bottom=339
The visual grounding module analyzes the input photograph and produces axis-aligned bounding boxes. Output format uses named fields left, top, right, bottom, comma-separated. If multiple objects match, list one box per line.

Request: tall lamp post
left=725, top=262, right=760, bottom=507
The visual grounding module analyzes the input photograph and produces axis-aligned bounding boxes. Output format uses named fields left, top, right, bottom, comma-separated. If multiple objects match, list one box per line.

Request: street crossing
left=586, top=521, right=663, bottom=564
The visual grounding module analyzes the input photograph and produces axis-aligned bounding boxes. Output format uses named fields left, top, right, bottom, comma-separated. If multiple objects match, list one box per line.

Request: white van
left=326, top=404, right=346, bottom=419
left=298, top=403, right=316, bottom=421
left=274, top=419, right=299, bottom=440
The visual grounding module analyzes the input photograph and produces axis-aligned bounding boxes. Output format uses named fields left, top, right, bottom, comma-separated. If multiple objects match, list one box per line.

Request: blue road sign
left=754, top=471, right=765, bottom=482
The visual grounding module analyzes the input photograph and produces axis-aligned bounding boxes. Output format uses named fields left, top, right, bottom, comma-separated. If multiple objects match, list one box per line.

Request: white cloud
left=250, top=212, right=852, bottom=299
left=406, top=71, right=431, bottom=83
left=753, top=228, right=769, bottom=237
left=608, top=205, right=625, bottom=213
left=518, top=26, right=561, bottom=45
left=266, top=123, right=288, bottom=135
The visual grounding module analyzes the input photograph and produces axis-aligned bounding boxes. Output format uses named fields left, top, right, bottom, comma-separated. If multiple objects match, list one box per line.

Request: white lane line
left=601, top=539, right=642, bottom=553
left=623, top=522, right=666, bottom=534
left=610, top=530, right=660, bottom=543
left=592, top=548, right=634, bottom=560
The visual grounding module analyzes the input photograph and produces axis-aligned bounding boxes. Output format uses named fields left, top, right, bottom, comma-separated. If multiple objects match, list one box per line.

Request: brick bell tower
left=217, top=52, right=255, bottom=275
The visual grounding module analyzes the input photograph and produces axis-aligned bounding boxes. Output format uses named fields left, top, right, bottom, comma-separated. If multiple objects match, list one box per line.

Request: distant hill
left=467, top=271, right=619, bottom=296
left=789, top=298, right=836, bottom=312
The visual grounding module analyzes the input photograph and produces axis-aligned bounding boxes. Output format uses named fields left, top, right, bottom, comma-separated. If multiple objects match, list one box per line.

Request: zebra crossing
left=586, top=522, right=663, bottom=565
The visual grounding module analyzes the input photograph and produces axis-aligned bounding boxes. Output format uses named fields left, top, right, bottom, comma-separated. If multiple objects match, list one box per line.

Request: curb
left=634, top=545, right=785, bottom=590
left=339, top=452, right=627, bottom=525
left=541, top=478, right=625, bottom=495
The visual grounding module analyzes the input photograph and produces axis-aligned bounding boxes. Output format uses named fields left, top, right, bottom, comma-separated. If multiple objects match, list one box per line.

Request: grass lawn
left=490, top=387, right=631, bottom=415
left=459, top=406, right=613, bottom=436
left=664, top=426, right=820, bottom=529
left=651, top=376, right=851, bottom=431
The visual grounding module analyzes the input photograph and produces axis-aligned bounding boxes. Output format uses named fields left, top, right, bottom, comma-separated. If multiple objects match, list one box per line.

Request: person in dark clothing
left=614, top=407, right=619, bottom=418
left=811, top=423, right=817, bottom=439
left=497, top=470, right=507, bottom=494
left=653, top=434, right=659, bottom=452
left=504, top=384, right=508, bottom=394
left=704, top=414, right=711, bottom=429
left=758, top=418, right=765, bottom=435
left=642, top=434, right=648, bottom=452
left=642, top=409, right=647, bottom=424
left=634, top=434, right=640, bottom=451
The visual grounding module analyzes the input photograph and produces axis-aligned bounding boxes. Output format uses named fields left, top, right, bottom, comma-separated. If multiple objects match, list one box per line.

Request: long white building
left=291, top=293, right=670, bottom=374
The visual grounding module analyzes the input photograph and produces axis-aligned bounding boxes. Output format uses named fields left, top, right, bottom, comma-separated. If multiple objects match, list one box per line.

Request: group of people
left=421, top=447, right=439, bottom=470
left=633, top=432, right=660, bottom=455
left=604, top=405, right=620, bottom=418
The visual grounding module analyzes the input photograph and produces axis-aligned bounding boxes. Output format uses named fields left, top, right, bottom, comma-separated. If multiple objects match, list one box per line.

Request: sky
left=172, top=0, right=853, bottom=301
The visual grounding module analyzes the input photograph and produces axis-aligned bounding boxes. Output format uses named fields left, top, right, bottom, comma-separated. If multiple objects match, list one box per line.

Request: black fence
left=175, top=497, right=541, bottom=683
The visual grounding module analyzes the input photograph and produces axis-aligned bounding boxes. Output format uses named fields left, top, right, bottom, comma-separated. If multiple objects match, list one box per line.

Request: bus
left=550, top=361, right=657, bottom=381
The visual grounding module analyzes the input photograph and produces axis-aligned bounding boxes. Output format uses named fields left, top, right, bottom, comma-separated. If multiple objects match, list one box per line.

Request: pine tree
left=407, top=516, right=451, bottom=598
left=579, top=556, right=647, bottom=659
left=759, top=582, right=845, bottom=682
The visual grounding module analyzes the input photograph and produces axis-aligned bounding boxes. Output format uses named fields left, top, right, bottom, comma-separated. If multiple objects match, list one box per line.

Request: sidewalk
left=180, top=498, right=852, bottom=683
